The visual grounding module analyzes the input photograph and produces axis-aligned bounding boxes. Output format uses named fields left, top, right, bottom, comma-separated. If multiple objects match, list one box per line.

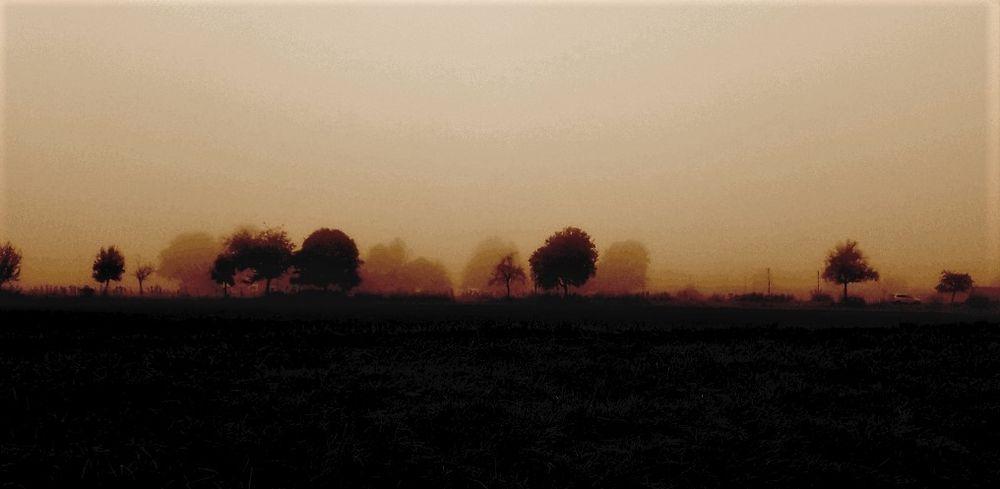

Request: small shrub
left=840, top=295, right=866, bottom=307
left=79, top=286, right=95, bottom=298
left=675, top=287, right=704, bottom=302
left=810, top=291, right=834, bottom=304
left=733, top=292, right=796, bottom=303
left=965, top=295, right=996, bottom=309
left=648, top=292, right=673, bottom=304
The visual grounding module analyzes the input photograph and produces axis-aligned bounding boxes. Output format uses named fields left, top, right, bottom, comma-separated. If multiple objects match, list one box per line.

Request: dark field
left=3, top=298, right=1000, bottom=488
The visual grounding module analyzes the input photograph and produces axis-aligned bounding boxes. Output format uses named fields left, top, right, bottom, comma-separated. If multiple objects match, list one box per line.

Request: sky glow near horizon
left=2, top=1, right=998, bottom=295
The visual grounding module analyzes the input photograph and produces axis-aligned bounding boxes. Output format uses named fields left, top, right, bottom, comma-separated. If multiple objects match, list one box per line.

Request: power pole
left=766, top=267, right=771, bottom=296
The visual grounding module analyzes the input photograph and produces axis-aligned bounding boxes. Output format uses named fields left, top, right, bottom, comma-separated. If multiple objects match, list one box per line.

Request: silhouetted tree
left=158, top=232, right=223, bottom=295
left=92, top=246, right=126, bottom=295
left=461, top=237, right=523, bottom=295
left=357, top=239, right=452, bottom=295
left=399, top=257, right=453, bottom=295
left=210, top=254, right=237, bottom=297
left=133, top=263, right=154, bottom=296
left=489, top=253, right=527, bottom=299
left=0, top=241, right=22, bottom=291
left=822, top=239, right=879, bottom=302
left=292, top=228, right=362, bottom=292
left=358, top=239, right=409, bottom=294
left=935, top=270, right=973, bottom=303
left=224, top=227, right=295, bottom=295
left=529, top=227, right=598, bottom=297
left=589, top=240, right=650, bottom=295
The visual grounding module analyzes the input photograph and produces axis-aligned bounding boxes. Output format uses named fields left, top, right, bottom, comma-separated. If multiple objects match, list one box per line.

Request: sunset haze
left=3, top=2, right=997, bottom=297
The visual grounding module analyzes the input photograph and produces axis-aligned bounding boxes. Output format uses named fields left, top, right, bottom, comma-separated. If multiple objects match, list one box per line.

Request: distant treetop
left=529, top=227, right=598, bottom=297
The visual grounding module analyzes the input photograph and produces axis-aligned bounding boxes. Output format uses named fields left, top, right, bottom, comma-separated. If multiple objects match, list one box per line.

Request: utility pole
left=766, top=267, right=771, bottom=297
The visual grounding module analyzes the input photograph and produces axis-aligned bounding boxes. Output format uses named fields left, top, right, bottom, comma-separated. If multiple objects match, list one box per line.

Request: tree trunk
left=223, top=283, right=229, bottom=297
left=562, top=282, right=568, bottom=298
left=139, top=280, right=144, bottom=296
left=265, top=278, right=272, bottom=296
left=505, top=279, right=511, bottom=299
left=951, top=290, right=956, bottom=303
left=842, top=282, right=848, bottom=302
left=103, top=280, right=109, bottom=296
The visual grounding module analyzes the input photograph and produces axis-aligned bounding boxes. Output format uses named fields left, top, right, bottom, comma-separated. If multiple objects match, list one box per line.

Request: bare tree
left=134, top=263, right=154, bottom=296
left=489, top=253, right=527, bottom=299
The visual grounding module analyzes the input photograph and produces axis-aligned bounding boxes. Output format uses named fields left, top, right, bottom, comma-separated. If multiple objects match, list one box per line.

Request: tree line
left=0, top=232, right=983, bottom=303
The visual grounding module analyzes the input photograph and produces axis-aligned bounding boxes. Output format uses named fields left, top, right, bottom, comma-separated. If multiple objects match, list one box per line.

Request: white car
left=891, top=293, right=921, bottom=304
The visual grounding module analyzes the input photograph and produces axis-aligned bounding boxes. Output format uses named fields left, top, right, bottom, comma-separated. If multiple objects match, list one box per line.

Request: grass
left=2, top=299, right=1000, bottom=488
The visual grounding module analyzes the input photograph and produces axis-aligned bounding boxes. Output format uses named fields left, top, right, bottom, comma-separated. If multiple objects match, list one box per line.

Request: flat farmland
left=2, top=298, right=1000, bottom=488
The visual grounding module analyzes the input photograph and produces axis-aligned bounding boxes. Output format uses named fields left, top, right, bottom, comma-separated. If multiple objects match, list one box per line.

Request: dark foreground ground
left=2, top=298, right=1000, bottom=488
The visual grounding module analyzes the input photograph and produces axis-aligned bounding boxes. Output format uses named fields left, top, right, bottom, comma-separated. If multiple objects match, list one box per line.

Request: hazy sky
left=3, top=2, right=998, bottom=294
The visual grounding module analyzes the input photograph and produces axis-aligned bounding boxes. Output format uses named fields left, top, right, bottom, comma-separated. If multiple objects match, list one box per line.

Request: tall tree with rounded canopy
left=224, top=227, right=295, bottom=296
left=157, top=232, right=223, bottom=295
left=92, top=246, right=126, bottom=295
left=590, top=240, right=650, bottom=295
left=0, top=241, right=23, bottom=291
left=935, top=270, right=973, bottom=303
left=529, top=227, right=598, bottom=298
left=210, top=254, right=237, bottom=297
left=822, top=239, right=879, bottom=302
left=292, top=228, right=362, bottom=292
left=358, top=239, right=409, bottom=293
left=398, top=257, right=453, bottom=295
left=489, top=253, right=527, bottom=299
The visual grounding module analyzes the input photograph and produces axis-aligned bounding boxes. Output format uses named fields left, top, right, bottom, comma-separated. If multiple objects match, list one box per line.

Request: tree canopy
left=157, top=232, right=223, bottom=295
left=223, top=227, right=295, bottom=295
left=292, top=228, right=362, bottom=292
left=529, top=227, right=598, bottom=297
left=588, top=240, right=650, bottom=295
left=935, top=270, right=973, bottom=303
left=0, top=241, right=22, bottom=290
left=210, top=254, right=237, bottom=296
left=92, top=246, right=126, bottom=294
left=822, top=239, right=879, bottom=301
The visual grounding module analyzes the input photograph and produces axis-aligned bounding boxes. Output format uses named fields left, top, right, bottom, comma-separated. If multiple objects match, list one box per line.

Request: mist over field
left=3, top=4, right=1000, bottom=487
left=2, top=3, right=997, bottom=297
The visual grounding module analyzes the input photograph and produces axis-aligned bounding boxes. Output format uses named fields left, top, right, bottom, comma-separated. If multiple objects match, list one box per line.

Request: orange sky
left=2, top=2, right=998, bottom=296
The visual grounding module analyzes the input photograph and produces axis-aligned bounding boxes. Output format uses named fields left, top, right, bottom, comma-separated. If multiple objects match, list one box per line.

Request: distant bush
left=674, top=287, right=704, bottom=302
left=352, top=292, right=455, bottom=303
left=79, top=286, right=96, bottom=298
left=965, top=295, right=996, bottom=309
left=840, top=295, right=866, bottom=307
left=733, top=292, right=795, bottom=303
left=0, top=287, right=22, bottom=297
left=647, top=292, right=673, bottom=304
left=588, top=293, right=651, bottom=305
left=810, top=291, right=834, bottom=304
left=707, top=293, right=727, bottom=302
